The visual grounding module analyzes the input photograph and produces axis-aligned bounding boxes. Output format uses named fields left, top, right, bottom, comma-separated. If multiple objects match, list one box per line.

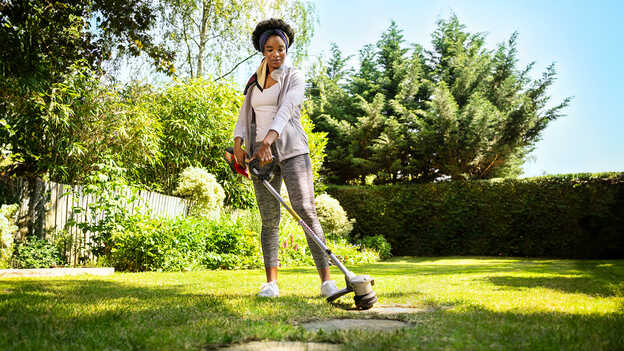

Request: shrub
left=106, top=204, right=382, bottom=272
left=108, top=215, right=263, bottom=272
left=50, top=229, right=86, bottom=266
left=360, top=235, right=392, bottom=260
left=146, top=78, right=255, bottom=208
left=0, top=204, right=18, bottom=268
left=224, top=207, right=380, bottom=268
left=174, top=167, right=225, bottom=220
left=314, top=193, right=354, bottom=238
left=328, top=172, right=624, bottom=258
left=300, top=104, right=328, bottom=190
left=67, top=157, right=146, bottom=259
left=12, top=236, right=59, bottom=268
left=109, top=216, right=206, bottom=272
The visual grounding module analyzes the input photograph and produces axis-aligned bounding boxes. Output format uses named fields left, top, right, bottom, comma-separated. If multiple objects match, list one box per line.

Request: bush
left=67, top=157, right=146, bottom=259
left=360, top=235, right=392, bottom=260
left=106, top=204, right=382, bottom=272
left=174, top=167, right=225, bottom=220
left=109, top=216, right=205, bottom=272
left=12, top=236, right=59, bottom=268
left=145, top=78, right=255, bottom=208
left=0, top=204, right=18, bottom=268
left=108, top=215, right=263, bottom=272
left=328, top=172, right=624, bottom=258
left=314, top=193, right=354, bottom=238
left=50, top=229, right=86, bottom=266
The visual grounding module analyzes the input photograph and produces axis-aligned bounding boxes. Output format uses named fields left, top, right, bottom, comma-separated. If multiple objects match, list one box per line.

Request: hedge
left=327, top=172, right=624, bottom=258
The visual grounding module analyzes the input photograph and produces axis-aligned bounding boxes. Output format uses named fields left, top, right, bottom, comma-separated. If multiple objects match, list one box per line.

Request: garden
left=1, top=2, right=623, bottom=350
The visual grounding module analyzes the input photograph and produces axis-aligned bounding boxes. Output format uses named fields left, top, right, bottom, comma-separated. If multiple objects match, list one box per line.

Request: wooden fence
left=1, top=177, right=190, bottom=265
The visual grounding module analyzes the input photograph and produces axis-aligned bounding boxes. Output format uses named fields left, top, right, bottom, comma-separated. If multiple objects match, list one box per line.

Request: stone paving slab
left=220, top=341, right=342, bottom=351
left=0, top=267, right=114, bottom=278
left=301, top=319, right=408, bottom=332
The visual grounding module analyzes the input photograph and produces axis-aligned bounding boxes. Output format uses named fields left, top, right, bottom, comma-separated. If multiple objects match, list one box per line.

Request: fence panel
left=1, top=177, right=190, bottom=263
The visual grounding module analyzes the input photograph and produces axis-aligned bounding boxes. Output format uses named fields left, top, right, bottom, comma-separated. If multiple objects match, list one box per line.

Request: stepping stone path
left=301, top=304, right=437, bottom=332
left=220, top=341, right=341, bottom=351
left=220, top=304, right=442, bottom=350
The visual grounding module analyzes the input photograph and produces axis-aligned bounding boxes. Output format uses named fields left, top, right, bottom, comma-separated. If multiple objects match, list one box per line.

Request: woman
left=232, top=18, right=339, bottom=298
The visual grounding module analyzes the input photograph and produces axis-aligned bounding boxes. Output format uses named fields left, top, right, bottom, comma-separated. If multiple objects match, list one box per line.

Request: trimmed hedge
left=327, top=172, right=624, bottom=258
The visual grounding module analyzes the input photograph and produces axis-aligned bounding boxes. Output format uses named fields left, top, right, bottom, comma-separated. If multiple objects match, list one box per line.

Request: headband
left=259, top=29, right=290, bottom=52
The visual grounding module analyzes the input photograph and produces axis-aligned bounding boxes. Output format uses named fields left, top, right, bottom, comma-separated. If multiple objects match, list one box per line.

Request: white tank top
left=251, top=83, right=280, bottom=142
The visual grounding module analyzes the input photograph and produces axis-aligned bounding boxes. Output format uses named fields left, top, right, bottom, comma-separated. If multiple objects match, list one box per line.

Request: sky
left=304, top=0, right=624, bottom=177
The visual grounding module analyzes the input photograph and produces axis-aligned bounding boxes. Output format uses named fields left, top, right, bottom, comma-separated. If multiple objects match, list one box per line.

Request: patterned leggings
left=251, top=151, right=329, bottom=270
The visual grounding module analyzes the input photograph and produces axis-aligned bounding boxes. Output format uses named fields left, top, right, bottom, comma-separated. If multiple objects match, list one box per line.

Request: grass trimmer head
left=224, top=147, right=378, bottom=310
left=326, top=274, right=377, bottom=310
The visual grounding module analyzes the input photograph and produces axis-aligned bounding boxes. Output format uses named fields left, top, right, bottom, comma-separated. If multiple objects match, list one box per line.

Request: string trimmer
left=224, top=147, right=377, bottom=310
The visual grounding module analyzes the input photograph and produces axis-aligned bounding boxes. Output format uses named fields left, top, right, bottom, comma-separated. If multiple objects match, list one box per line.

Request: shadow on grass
left=357, top=304, right=624, bottom=351
left=484, top=259, right=624, bottom=297
left=0, top=278, right=336, bottom=351
left=487, top=276, right=622, bottom=297
left=2, top=258, right=623, bottom=350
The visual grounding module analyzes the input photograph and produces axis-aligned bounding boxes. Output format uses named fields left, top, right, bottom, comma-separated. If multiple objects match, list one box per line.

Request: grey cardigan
left=233, top=64, right=309, bottom=161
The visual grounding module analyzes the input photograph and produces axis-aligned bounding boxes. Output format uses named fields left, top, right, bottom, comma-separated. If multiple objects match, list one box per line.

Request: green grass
left=1, top=257, right=623, bottom=350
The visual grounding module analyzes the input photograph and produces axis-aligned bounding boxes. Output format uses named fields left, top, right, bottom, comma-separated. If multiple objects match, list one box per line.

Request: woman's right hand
left=233, top=145, right=248, bottom=166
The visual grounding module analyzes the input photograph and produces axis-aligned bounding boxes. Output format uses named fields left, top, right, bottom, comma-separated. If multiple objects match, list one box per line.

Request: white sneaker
left=258, top=281, right=279, bottom=297
left=321, top=280, right=340, bottom=297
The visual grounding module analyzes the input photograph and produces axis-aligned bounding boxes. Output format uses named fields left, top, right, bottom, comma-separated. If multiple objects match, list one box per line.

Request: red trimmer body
left=224, top=147, right=249, bottom=178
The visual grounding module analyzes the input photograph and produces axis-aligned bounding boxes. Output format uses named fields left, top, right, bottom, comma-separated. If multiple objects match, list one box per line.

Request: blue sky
left=305, top=0, right=623, bottom=177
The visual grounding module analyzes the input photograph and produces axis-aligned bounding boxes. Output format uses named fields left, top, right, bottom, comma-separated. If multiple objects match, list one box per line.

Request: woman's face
left=263, top=35, right=287, bottom=71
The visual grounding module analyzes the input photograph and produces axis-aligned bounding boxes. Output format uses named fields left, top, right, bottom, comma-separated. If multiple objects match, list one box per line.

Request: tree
left=411, top=16, right=570, bottom=180
left=306, top=16, right=570, bottom=184
left=156, top=0, right=317, bottom=79
left=0, top=1, right=174, bottom=237
left=0, top=0, right=175, bottom=85
left=0, top=0, right=174, bottom=178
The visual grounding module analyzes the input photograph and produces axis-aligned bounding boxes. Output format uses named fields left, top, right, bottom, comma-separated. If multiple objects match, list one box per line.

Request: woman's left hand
left=252, top=142, right=273, bottom=167
left=252, top=130, right=279, bottom=167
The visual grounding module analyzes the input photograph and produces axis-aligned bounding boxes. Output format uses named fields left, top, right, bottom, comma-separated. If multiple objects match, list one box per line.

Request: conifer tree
left=306, top=15, right=570, bottom=184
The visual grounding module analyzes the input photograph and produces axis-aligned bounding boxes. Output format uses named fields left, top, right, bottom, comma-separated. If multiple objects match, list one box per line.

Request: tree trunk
left=196, top=0, right=209, bottom=78
left=13, top=176, right=48, bottom=241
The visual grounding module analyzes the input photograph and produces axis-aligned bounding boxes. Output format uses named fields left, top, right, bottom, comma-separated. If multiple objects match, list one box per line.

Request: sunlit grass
left=1, top=257, right=623, bottom=350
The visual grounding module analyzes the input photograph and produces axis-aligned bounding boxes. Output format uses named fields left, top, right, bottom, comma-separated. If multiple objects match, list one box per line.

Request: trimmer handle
left=224, top=147, right=275, bottom=181
left=247, top=157, right=276, bottom=181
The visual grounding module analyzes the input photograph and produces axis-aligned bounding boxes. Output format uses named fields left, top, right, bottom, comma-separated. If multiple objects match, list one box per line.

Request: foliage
left=360, top=235, right=392, bottom=260
left=0, top=204, right=18, bottom=268
left=0, top=0, right=174, bottom=83
left=328, top=172, right=624, bottom=258
left=307, top=16, right=570, bottom=184
left=1, top=62, right=163, bottom=184
left=314, top=193, right=354, bottom=238
left=155, top=0, right=317, bottom=79
left=0, top=0, right=173, bottom=181
left=141, top=78, right=253, bottom=205
left=67, top=158, right=147, bottom=259
left=107, top=203, right=382, bottom=272
left=11, top=236, right=59, bottom=269
left=300, top=104, right=328, bottom=190
left=108, top=216, right=262, bottom=272
left=174, top=167, right=225, bottom=220
left=247, top=201, right=378, bottom=266
left=50, top=230, right=86, bottom=267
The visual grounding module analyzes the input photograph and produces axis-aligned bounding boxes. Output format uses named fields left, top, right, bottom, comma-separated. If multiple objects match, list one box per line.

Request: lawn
left=1, top=257, right=623, bottom=350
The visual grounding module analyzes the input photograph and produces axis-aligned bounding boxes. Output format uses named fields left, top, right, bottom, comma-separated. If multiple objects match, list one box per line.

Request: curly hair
left=252, top=18, right=295, bottom=52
